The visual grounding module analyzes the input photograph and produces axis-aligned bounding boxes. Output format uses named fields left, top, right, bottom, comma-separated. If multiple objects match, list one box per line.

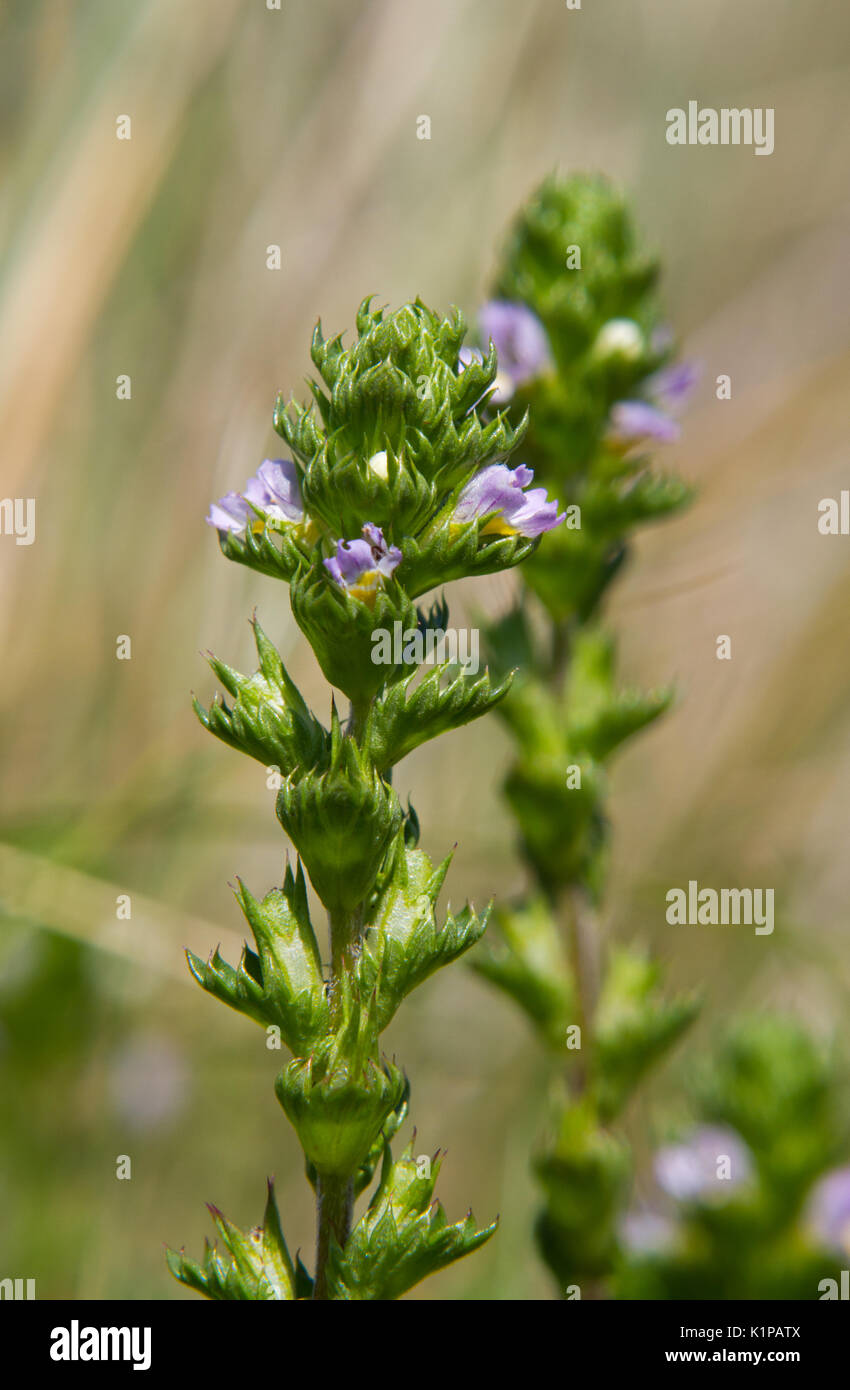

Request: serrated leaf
left=364, top=660, right=513, bottom=773
left=167, top=1182, right=297, bottom=1300
left=187, top=858, right=329, bottom=1053
left=470, top=895, right=575, bottom=1050
left=358, top=836, right=489, bottom=1031
left=327, top=1144, right=496, bottom=1300
left=592, top=947, right=699, bottom=1120
left=195, top=618, right=328, bottom=775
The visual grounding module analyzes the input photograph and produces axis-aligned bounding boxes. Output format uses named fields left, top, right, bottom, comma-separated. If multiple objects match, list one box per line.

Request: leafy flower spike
left=207, top=458, right=305, bottom=535
left=323, top=523, right=402, bottom=606
left=454, top=463, right=565, bottom=538
left=179, top=294, right=551, bottom=1303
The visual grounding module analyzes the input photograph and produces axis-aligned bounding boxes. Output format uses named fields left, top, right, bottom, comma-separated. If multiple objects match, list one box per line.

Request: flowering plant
left=167, top=297, right=563, bottom=1299
left=464, top=174, right=850, bottom=1301
left=464, top=174, right=702, bottom=1293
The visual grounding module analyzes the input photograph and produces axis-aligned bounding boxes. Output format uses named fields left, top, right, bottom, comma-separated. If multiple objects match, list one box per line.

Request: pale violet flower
left=454, top=463, right=565, bottom=539
left=460, top=300, right=551, bottom=404
left=620, top=1209, right=677, bottom=1256
left=646, top=360, right=700, bottom=413
left=207, top=458, right=304, bottom=535
left=607, top=400, right=682, bottom=447
left=654, top=1125, right=754, bottom=1203
left=324, top=523, right=402, bottom=606
left=606, top=355, right=699, bottom=451
left=207, top=491, right=253, bottom=534
left=806, top=1167, right=850, bottom=1255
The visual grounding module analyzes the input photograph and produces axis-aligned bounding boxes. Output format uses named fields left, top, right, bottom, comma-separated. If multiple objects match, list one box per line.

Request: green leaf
left=398, top=514, right=536, bottom=600
left=275, top=990, right=407, bottom=1179
left=328, top=1143, right=496, bottom=1300
left=353, top=1078, right=411, bottom=1198
left=364, top=661, right=513, bottom=773
left=592, top=947, right=699, bottom=1120
left=565, top=629, right=673, bottom=760
left=358, top=835, right=489, bottom=1031
left=167, top=1181, right=298, bottom=1300
left=470, top=896, right=575, bottom=1050
left=217, top=518, right=312, bottom=584
left=194, top=617, right=328, bottom=775
left=186, top=858, right=329, bottom=1053
left=276, top=710, right=402, bottom=914
left=534, top=1098, right=631, bottom=1284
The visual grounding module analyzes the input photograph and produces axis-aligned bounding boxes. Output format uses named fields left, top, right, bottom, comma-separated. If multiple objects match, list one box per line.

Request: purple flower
left=207, top=458, right=304, bottom=535
left=454, top=463, right=565, bottom=539
left=646, top=360, right=700, bottom=413
left=620, top=1209, right=677, bottom=1256
left=606, top=400, right=682, bottom=448
left=465, top=300, right=551, bottom=403
left=654, top=1126, right=754, bottom=1203
left=606, top=353, right=699, bottom=452
left=324, top=524, right=402, bottom=607
left=207, top=491, right=253, bottom=534
left=806, top=1167, right=850, bottom=1255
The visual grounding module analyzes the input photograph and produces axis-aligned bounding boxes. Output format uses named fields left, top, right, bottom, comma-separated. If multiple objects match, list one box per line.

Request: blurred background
left=1, top=0, right=849, bottom=1299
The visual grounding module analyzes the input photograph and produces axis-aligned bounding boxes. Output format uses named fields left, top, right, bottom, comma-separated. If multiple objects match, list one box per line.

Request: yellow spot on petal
left=349, top=570, right=382, bottom=609
left=479, top=516, right=518, bottom=537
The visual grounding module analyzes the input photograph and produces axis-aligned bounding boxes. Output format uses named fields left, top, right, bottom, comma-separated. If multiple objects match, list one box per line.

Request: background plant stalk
left=312, top=895, right=366, bottom=1298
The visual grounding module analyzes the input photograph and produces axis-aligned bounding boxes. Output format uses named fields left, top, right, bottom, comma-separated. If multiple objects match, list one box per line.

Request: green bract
left=327, top=1144, right=496, bottom=1301
left=166, top=1183, right=303, bottom=1301
left=186, top=861, right=328, bottom=1053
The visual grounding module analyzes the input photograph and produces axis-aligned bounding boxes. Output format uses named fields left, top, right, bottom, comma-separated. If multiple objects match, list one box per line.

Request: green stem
left=560, top=884, right=599, bottom=1097
left=312, top=1173, right=354, bottom=1300
left=327, top=904, right=364, bottom=1015
left=346, top=696, right=371, bottom=745
left=312, top=899, right=365, bottom=1297
left=312, top=697, right=374, bottom=1296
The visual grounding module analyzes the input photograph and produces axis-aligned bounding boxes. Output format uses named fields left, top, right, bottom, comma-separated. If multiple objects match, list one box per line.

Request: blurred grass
left=1, top=0, right=850, bottom=1298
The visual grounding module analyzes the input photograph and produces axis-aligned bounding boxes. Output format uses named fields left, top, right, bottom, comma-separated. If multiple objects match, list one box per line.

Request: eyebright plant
left=465, top=174, right=701, bottom=1295
left=615, top=1016, right=850, bottom=1299
left=465, top=173, right=850, bottom=1303
left=167, top=296, right=564, bottom=1300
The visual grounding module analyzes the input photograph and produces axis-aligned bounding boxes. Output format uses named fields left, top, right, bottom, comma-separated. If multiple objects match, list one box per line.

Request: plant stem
left=312, top=697, right=374, bottom=1296
left=346, top=696, right=370, bottom=744
left=327, top=904, right=363, bottom=1015
left=313, top=898, right=365, bottom=1297
left=312, top=1173, right=354, bottom=1300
